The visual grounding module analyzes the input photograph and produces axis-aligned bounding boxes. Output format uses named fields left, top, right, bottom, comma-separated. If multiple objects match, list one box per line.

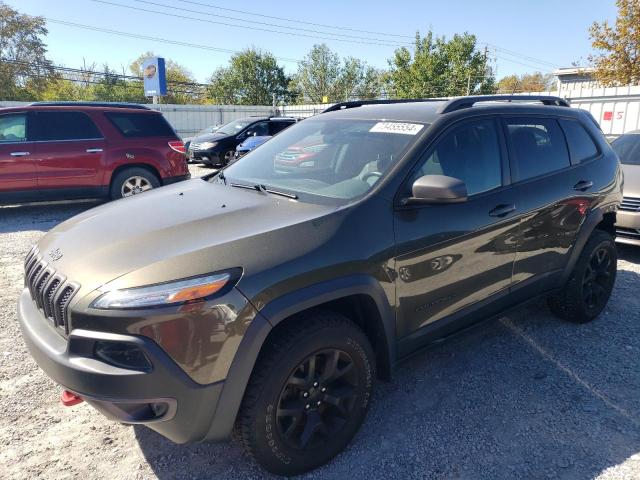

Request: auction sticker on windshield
left=370, top=122, right=424, bottom=135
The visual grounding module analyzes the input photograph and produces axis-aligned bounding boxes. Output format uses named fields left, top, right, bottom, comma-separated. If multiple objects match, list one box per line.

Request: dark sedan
left=189, top=117, right=295, bottom=167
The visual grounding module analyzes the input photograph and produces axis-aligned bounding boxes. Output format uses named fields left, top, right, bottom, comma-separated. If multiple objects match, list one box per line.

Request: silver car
left=612, top=131, right=640, bottom=245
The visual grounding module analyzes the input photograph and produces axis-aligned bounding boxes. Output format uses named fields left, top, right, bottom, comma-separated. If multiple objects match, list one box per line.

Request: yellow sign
left=322, top=96, right=329, bottom=103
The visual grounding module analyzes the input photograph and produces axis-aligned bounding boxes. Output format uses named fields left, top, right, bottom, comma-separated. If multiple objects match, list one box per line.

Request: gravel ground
left=1, top=164, right=640, bottom=479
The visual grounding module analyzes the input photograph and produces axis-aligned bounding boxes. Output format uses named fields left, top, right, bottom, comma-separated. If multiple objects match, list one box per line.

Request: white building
left=550, top=67, right=640, bottom=137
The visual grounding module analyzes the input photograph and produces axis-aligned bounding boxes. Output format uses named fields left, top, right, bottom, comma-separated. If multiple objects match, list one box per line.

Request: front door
left=31, top=110, right=106, bottom=191
left=0, top=112, right=37, bottom=195
left=394, top=117, right=519, bottom=354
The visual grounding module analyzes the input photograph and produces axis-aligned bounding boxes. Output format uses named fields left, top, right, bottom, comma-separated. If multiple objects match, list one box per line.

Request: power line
left=484, top=43, right=558, bottom=69
left=173, top=0, right=415, bottom=40
left=89, top=0, right=409, bottom=48
left=133, top=0, right=410, bottom=46
left=44, top=18, right=302, bottom=64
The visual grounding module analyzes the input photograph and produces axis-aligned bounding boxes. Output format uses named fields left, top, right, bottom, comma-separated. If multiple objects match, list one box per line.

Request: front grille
left=620, top=196, right=640, bottom=212
left=616, top=227, right=640, bottom=239
left=24, top=248, right=78, bottom=335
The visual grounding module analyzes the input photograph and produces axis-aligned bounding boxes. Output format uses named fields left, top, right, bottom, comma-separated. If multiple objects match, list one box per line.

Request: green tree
left=93, top=65, right=146, bottom=103
left=0, top=2, right=53, bottom=100
left=207, top=48, right=291, bottom=105
left=589, top=0, right=640, bottom=86
left=130, top=52, right=202, bottom=104
left=386, top=31, right=495, bottom=98
left=496, top=72, right=555, bottom=93
left=292, top=44, right=383, bottom=103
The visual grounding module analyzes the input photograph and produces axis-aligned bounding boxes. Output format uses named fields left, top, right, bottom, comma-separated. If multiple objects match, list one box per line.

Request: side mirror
left=404, top=175, right=468, bottom=205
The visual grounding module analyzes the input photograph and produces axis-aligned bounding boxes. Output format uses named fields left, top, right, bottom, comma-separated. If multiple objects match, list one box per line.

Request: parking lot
left=0, top=164, right=639, bottom=479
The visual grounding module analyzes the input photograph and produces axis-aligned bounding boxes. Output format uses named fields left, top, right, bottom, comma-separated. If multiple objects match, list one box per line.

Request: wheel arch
left=108, top=163, right=162, bottom=188
left=561, top=207, right=616, bottom=284
left=202, top=275, right=396, bottom=442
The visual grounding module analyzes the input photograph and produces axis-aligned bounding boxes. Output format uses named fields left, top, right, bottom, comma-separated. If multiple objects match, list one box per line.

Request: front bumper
left=17, top=288, right=222, bottom=444
left=615, top=210, right=640, bottom=246
left=189, top=149, right=223, bottom=166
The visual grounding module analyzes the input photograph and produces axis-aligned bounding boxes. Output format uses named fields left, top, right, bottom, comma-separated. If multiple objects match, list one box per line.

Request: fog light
left=94, top=341, right=152, bottom=371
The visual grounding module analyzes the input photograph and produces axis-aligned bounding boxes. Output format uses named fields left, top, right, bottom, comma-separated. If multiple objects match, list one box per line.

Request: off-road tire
left=547, top=229, right=617, bottom=323
left=234, top=311, right=375, bottom=476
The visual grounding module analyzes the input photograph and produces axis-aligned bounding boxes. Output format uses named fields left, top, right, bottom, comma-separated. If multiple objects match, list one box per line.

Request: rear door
left=394, top=117, right=519, bottom=352
left=503, top=116, right=587, bottom=290
left=0, top=111, right=37, bottom=194
left=31, top=110, right=106, bottom=191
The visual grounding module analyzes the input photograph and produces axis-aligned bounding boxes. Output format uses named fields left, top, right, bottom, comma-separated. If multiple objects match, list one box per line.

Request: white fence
left=4, top=86, right=640, bottom=138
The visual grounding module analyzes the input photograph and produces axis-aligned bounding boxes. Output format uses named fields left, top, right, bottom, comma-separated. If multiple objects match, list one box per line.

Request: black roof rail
left=30, top=101, right=151, bottom=110
left=322, top=98, right=443, bottom=113
left=437, top=95, right=570, bottom=114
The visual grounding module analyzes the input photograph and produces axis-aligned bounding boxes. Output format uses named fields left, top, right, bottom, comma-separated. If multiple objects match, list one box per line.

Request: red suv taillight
left=168, top=141, right=186, bottom=154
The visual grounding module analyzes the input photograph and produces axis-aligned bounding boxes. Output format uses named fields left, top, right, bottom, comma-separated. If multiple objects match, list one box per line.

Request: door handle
left=574, top=180, right=594, bottom=192
left=10, top=151, right=30, bottom=157
left=489, top=204, right=516, bottom=217
left=86, top=148, right=103, bottom=153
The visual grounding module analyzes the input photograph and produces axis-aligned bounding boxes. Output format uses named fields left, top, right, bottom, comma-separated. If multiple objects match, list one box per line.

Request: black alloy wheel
left=276, top=349, right=359, bottom=450
left=582, top=246, right=615, bottom=314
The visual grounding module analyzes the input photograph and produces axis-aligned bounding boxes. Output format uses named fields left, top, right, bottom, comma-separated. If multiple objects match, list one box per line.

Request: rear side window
left=506, top=118, right=570, bottom=181
left=559, top=119, right=599, bottom=163
left=612, top=134, right=640, bottom=165
left=270, top=121, right=294, bottom=135
left=105, top=112, right=175, bottom=138
left=0, top=114, right=27, bottom=142
left=32, top=111, right=102, bottom=141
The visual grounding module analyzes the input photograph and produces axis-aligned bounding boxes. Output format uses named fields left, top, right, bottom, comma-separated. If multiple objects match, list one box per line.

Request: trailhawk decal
left=369, top=122, right=424, bottom=135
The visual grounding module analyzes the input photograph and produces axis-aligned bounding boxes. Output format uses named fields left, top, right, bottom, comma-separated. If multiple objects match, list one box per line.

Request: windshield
left=197, top=125, right=219, bottom=136
left=216, top=118, right=426, bottom=203
left=612, top=133, right=640, bottom=165
left=216, top=119, right=253, bottom=136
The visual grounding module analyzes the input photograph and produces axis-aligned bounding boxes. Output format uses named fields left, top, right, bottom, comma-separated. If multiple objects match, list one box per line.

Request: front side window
left=612, top=133, right=640, bottom=165
left=246, top=122, right=269, bottom=137
left=411, top=118, right=502, bottom=196
left=559, top=119, right=599, bottom=163
left=218, top=118, right=425, bottom=203
left=506, top=118, right=570, bottom=181
left=32, top=111, right=102, bottom=141
left=0, top=114, right=27, bottom=143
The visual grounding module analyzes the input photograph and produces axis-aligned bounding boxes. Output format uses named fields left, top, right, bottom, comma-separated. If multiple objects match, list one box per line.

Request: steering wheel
left=361, top=171, right=383, bottom=184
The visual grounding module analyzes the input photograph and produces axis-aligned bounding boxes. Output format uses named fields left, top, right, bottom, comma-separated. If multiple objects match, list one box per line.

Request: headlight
left=91, top=273, right=231, bottom=310
left=199, top=141, right=218, bottom=149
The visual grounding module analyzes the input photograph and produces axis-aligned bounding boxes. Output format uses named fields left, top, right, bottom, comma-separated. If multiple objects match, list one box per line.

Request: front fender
left=202, top=274, right=396, bottom=441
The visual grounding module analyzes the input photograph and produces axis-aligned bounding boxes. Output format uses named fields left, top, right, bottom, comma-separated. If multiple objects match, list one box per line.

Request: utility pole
left=466, top=73, right=472, bottom=96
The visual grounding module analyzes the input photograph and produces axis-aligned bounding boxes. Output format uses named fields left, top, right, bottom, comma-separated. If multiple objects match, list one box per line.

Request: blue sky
left=8, top=0, right=619, bottom=83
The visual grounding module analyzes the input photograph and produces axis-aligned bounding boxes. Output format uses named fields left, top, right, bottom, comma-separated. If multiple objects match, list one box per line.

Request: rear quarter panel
left=96, top=111, right=188, bottom=184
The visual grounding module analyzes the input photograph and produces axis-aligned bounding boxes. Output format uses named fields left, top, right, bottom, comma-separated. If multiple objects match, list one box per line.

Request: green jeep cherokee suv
left=18, top=96, right=622, bottom=475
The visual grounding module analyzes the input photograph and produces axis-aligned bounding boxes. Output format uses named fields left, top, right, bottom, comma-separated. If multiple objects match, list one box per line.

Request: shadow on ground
left=136, top=264, right=640, bottom=479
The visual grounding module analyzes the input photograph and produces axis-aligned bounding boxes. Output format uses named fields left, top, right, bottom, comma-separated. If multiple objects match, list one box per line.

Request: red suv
left=0, top=102, right=190, bottom=203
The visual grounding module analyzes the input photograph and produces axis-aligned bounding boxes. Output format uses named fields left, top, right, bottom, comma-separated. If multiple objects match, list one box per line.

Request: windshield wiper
left=229, top=182, right=298, bottom=199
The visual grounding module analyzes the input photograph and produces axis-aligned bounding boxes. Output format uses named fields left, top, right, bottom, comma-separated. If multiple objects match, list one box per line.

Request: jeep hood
left=36, top=179, right=338, bottom=296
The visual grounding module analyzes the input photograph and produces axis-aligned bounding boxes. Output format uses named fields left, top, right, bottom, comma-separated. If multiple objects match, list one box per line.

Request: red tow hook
left=61, top=390, right=84, bottom=406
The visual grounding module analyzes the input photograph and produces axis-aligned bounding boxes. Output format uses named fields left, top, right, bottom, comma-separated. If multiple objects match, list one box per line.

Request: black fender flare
left=560, top=208, right=604, bottom=284
left=202, top=275, right=396, bottom=441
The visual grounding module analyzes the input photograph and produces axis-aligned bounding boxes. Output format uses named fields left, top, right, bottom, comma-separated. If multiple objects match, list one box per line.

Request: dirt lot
left=1, top=164, right=640, bottom=479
